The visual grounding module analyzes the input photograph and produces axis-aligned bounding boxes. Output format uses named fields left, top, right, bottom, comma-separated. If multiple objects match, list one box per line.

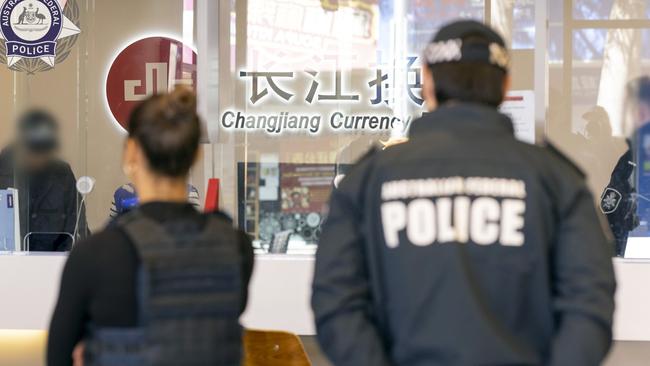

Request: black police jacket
left=600, top=143, right=637, bottom=256
left=312, top=103, right=616, bottom=366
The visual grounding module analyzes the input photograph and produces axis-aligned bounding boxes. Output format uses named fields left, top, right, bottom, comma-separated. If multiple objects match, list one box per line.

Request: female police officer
left=48, top=88, right=254, bottom=366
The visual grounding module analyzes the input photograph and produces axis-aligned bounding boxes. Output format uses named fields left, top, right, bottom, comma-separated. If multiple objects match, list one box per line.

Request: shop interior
left=1, top=0, right=650, bottom=364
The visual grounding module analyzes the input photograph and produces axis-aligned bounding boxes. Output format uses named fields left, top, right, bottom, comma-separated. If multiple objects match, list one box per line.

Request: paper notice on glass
left=0, top=189, right=19, bottom=252
left=260, top=154, right=280, bottom=201
left=500, top=90, right=535, bottom=144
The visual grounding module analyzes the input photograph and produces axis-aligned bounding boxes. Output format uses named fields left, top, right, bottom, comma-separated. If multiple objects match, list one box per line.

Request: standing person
left=312, top=20, right=615, bottom=366
left=601, top=76, right=650, bottom=257
left=48, top=88, right=254, bottom=366
left=0, top=110, right=88, bottom=251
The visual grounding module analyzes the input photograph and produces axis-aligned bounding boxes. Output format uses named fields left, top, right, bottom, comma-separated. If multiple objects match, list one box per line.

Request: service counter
left=0, top=253, right=315, bottom=334
left=0, top=255, right=648, bottom=364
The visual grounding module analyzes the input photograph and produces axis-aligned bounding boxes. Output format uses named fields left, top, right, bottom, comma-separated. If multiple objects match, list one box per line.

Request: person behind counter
left=312, top=20, right=615, bottom=366
left=109, top=181, right=201, bottom=219
left=0, top=110, right=88, bottom=251
left=48, top=88, right=254, bottom=366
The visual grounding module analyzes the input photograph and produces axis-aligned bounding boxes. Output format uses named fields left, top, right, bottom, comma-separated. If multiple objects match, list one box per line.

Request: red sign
left=106, top=36, right=197, bottom=130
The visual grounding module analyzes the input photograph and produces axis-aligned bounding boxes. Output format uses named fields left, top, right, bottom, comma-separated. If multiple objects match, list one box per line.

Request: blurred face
left=637, top=101, right=650, bottom=127
left=22, top=150, right=54, bottom=173
left=15, top=134, right=57, bottom=173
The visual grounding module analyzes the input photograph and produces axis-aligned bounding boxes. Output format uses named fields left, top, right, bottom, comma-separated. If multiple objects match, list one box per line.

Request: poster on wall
left=0, top=0, right=81, bottom=73
left=500, top=90, right=536, bottom=144
left=238, top=162, right=336, bottom=252
left=280, top=164, right=334, bottom=214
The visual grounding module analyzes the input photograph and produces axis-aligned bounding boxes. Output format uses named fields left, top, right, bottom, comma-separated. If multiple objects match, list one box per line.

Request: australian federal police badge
left=0, top=0, right=80, bottom=73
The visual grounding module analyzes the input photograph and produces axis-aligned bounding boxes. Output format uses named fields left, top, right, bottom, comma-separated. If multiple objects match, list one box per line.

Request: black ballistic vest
left=84, top=210, right=243, bottom=366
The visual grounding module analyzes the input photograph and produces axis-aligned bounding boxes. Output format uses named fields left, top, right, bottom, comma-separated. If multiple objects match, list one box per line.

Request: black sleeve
left=238, top=230, right=254, bottom=314
left=549, top=183, right=616, bottom=366
left=311, top=157, right=393, bottom=366
left=601, top=149, right=637, bottom=255
left=47, top=246, right=90, bottom=366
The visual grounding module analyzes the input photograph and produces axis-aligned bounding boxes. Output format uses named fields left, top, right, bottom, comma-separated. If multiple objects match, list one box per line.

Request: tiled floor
left=604, top=342, right=650, bottom=366
left=302, top=338, right=650, bottom=366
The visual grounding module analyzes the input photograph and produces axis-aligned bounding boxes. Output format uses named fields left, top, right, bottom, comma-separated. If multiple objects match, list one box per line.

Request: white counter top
left=0, top=253, right=316, bottom=334
left=0, top=254, right=648, bottom=340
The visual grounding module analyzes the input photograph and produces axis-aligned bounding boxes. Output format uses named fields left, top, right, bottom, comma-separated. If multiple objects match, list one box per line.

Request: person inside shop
left=47, top=87, right=254, bottom=366
left=601, top=76, right=650, bottom=257
left=312, top=20, right=616, bottom=366
left=0, top=110, right=88, bottom=251
left=109, top=181, right=201, bottom=219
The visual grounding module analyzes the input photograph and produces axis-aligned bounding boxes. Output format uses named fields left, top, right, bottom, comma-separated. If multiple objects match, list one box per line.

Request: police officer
left=48, top=88, right=254, bottom=366
left=312, top=20, right=615, bottom=366
left=600, top=76, right=650, bottom=257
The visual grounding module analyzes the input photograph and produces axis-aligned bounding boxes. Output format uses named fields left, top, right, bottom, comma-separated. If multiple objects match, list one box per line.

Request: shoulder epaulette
left=544, top=140, right=586, bottom=178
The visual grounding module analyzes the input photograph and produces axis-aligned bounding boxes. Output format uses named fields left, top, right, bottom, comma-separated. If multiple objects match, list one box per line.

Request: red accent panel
left=204, top=178, right=220, bottom=213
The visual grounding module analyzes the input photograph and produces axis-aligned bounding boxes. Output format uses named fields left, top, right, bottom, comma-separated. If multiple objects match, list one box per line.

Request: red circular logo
left=106, top=37, right=197, bottom=130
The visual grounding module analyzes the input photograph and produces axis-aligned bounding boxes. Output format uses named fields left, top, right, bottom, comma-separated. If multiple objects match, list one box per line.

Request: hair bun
left=164, top=86, right=196, bottom=122
left=128, top=86, right=201, bottom=177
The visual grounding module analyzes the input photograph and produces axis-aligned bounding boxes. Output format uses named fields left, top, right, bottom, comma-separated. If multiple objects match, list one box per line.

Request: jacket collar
left=408, top=102, right=515, bottom=138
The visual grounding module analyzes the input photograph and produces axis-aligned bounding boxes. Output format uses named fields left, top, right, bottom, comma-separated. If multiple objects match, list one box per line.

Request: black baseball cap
left=423, top=20, right=509, bottom=71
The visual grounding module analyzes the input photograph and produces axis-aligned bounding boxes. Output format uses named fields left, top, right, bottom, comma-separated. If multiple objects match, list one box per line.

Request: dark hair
left=427, top=36, right=507, bottom=108
left=127, top=87, right=201, bottom=177
left=18, top=109, right=59, bottom=153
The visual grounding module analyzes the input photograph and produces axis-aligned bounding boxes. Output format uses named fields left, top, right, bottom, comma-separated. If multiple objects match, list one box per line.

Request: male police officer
left=601, top=77, right=650, bottom=257
left=312, top=20, right=615, bottom=366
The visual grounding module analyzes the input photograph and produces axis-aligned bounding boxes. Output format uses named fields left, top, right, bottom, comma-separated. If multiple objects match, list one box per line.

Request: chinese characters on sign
left=238, top=56, right=424, bottom=107
left=222, top=57, right=426, bottom=136
left=224, top=57, right=536, bottom=143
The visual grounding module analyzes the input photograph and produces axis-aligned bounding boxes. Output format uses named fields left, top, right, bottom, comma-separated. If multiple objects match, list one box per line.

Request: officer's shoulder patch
left=543, top=140, right=586, bottom=178
left=600, top=187, right=622, bottom=214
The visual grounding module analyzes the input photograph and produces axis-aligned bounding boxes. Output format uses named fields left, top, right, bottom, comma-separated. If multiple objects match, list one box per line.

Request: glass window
left=547, top=0, right=650, bottom=258
left=222, top=0, right=492, bottom=254
left=574, top=0, right=650, bottom=20
left=0, top=0, right=547, bottom=256
left=0, top=0, right=198, bottom=252
left=3, top=0, right=623, bottom=258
